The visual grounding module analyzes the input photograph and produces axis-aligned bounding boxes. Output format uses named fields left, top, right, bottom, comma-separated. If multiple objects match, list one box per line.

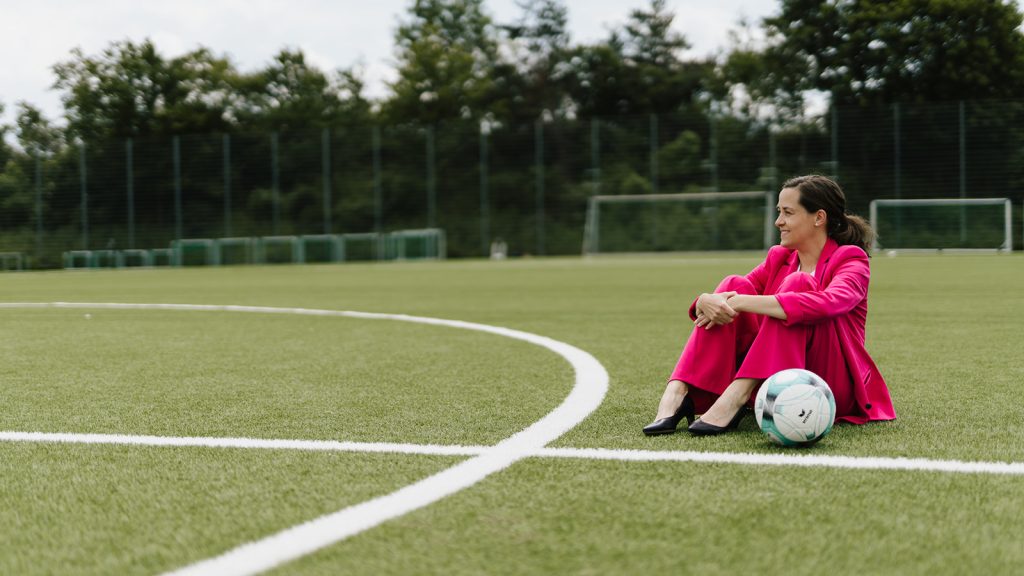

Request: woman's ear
left=815, top=209, right=827, bottom=228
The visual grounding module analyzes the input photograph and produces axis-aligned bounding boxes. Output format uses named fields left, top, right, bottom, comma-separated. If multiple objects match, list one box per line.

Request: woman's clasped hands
left=694, top=291, right=739, bottom=329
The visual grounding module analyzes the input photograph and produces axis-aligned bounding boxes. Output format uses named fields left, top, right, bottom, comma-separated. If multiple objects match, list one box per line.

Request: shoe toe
left=642, top=418, right=675, bottom=436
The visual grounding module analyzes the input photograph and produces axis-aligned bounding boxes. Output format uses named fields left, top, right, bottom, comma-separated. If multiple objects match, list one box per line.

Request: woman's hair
left=782, top=174, right=875, bottom=255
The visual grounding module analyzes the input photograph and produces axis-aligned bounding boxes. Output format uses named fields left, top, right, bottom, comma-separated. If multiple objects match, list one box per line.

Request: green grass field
left=1, top=254, right=1023, bottom=575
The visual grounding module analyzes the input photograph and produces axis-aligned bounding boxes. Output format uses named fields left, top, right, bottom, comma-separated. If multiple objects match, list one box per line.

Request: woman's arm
left=774, top=248, right=869, bottom=325
left=691, top=247, right=786, bottom=328
left=726, top=293, right=787, bottom=320
left=694, top=292, right=786, bottom=329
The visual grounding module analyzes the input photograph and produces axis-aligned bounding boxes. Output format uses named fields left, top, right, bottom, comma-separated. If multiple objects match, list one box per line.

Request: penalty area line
left=0, top=431, right=488, bottom=457
left=533, top=447, right=1024, bottom=476
left=2, top=431, right=1023, bottom=476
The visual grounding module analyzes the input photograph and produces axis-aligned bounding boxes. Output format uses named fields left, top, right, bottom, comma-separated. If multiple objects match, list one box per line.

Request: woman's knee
left=778, top=271, right=818, bottom=293
left=716, top=275, right=756, bottom=294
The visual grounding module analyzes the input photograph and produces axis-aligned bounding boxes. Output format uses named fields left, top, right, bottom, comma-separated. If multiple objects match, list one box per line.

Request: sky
left=0, top=0, right=779, bottom=127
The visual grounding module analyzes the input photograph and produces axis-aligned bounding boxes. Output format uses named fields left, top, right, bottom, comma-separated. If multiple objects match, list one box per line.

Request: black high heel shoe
left=642, top=396, right=695, bottom=436
left=687, top=406, right=747, bottom=436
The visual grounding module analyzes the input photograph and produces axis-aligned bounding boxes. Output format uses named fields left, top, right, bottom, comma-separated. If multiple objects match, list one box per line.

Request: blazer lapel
left=785, top=249, right=799, bottom=273
left=816, top=238, right=840, bottom=279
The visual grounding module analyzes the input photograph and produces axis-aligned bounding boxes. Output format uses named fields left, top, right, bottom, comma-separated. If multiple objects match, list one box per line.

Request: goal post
left=869, top=198, right=1013, bottom=252
left=582, top=191, right=776, bottom=255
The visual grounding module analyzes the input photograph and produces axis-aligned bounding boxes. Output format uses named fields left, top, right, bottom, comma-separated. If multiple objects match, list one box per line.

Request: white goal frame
left=582, top=191, right=775, bottom=255
left=869, top=198, right=1013, bottom=253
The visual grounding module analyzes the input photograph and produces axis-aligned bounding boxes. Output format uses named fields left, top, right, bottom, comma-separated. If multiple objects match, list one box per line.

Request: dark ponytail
left=833, top=213, right=875, bottom=255
left=782, top=175, right=875, bottom=255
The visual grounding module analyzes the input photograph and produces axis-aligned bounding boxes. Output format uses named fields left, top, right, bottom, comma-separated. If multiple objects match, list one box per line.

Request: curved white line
left=0, top=303, right=609, bottom=576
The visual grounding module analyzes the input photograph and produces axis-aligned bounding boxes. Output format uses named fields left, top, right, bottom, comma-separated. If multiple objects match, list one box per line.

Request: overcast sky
left=0, top=0, right=779, bottom=127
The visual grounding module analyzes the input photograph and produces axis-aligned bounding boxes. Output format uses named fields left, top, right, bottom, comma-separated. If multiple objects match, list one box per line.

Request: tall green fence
left=2, top=101, right=1023, bottom=268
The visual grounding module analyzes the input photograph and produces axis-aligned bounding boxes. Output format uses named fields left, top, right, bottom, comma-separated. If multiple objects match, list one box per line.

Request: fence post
left=893, top=103, right=902, bottom=245
left=534, top=119, right=545, bottom=256
left=709, top=110, right=719, bottom=192
left=271, top=132, right=280, bottom=235
left=34, top=153, right=42, bottom=263
left=649, top=113, right=659, bottom=247
left=223, top=133, right=232, bottom=238
left=590, top=118, right=600, bottom=194
left=426, top=125, right=436, bottom=229
left=322, top=127, right=332, bottom=234
left=649, top=113, right=658, bottom=195
left=959, top=101, right=967, bottom=244
left=79, top=143, right=88, bottom=249
left=172, top=136, right=183, bottom=264
left=830, top=105, right=839, bottom=178
left=173, top=136, right=183, bottom=253
left=480, top=124, right=490, bottom=256
left=708, top=107, right=720, bottom=245
left=373, top=125, right=383, bottom=259
left=126, top=138, right=135, bottom=248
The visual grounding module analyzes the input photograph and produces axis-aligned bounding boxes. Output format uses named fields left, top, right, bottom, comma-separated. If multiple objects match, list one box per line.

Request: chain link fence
left=2, top=100, right=1022, bottom=268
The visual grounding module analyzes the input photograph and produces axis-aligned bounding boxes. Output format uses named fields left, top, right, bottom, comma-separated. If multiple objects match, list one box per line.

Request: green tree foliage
left=499, top=0, right=573, bottom=122
left=0, top=102, right=11, bottom=168
left=52, top=40, right=372, bottom=140
left=16, top=103, right=64, bottom=157
left=747, top=0, right=1024, bottom=108
left=565, top=0, right=710, bottom=116
left=52, top=40, right=238, bottom=140
left=0, top=102, right=18, bottom=222
left=384, top=0, right=500, bottom=124
left=242, top=50, right=372, bottom=130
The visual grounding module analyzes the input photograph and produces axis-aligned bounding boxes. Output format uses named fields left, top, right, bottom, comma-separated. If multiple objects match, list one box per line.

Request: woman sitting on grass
left=643, top=174, right=896, bottom=436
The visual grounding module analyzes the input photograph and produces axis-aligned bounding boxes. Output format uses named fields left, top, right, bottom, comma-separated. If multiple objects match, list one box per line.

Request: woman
left=643, top=175, right=896, bottom=436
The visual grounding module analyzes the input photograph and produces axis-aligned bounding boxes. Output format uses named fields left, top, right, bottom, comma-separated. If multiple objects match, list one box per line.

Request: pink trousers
left=669, top=273, right=858, bottom=419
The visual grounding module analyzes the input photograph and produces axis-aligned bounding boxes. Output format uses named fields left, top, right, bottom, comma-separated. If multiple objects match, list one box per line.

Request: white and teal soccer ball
left=754, top=369, right=836, bottom=446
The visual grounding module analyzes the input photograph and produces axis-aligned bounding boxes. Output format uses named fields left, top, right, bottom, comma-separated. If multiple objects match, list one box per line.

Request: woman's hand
left=694, top=291, right=738, bottom=329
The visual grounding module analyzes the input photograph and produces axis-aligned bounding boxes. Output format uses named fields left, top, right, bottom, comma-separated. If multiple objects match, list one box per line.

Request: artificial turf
left=0, top=253, right=1021, bottom=574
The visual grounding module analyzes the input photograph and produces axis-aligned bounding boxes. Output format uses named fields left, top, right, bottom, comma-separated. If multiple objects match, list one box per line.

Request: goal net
left=582, top=191, right=776, bottom=255
left=869, top=198, right=1013, bottom=252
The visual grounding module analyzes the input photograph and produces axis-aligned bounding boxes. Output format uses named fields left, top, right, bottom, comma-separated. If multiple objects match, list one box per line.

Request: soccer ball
left=754, top=369, right=836, bottom=446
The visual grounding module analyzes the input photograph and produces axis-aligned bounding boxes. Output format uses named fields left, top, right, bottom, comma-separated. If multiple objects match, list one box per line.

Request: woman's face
left=775, top=187, right=824, bottom=249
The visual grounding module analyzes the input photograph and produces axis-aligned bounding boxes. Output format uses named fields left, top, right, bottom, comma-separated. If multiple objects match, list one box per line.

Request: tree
left=0, top=102, right=11, bottom=168
left=52, top=40, right=240, bottom=141
left=15, top=103, right=62, bottom=157
left=619, top=0, right=689, bottom=69
left=752, top=0, right=1024, bottom=108
left=383, top=0, right=500, bottom=124
left=499, top=0, right=573, bottom=122
left=564, top=0, right=709, bottom=116
left=241, top=49, right=372, bottom=130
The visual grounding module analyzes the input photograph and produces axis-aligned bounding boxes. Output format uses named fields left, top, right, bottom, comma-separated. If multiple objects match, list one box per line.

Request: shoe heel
left=680, top=395, right=695, bottom=426
left=642, top=395, right=695, bottom=436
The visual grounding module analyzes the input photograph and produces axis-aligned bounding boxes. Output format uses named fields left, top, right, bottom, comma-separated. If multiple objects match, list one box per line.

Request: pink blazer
left=745, top=239, right=896, bottom=422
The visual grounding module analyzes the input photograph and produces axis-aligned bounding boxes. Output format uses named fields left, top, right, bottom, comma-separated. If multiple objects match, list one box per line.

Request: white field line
left=535, top=447, right=1024, bottom=475
left=4, top=431, right=1024, bottom=476
left=0, top=431, right=489, bottom=457
left=0, top=302, right=609, bottom=576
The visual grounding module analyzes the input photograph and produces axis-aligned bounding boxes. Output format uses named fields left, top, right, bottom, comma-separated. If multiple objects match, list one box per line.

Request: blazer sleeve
left=775, top=247, right=870, bottom=325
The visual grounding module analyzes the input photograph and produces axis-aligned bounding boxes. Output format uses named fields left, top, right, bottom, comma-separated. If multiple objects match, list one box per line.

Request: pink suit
left=670, top=238, right=896, bottom=424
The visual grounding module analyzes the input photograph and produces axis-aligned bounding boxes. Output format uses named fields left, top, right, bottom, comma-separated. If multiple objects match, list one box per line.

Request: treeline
left=2, top=0, right=1024, bottom=263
